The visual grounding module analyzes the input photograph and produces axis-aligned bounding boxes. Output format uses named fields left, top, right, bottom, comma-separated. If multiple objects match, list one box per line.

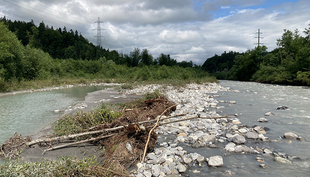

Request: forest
left=0, top=17, right=195, bottom=67
left=202, top=25, right=310, bottom=86
left=0, top=17, right=213, bottom=92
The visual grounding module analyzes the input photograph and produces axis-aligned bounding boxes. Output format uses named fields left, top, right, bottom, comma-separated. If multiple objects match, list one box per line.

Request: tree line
left=0, top=16, right=194, bottom=68
left=202, top=25, right=310, bottom=85
left=0, top=19, right=213, bottom=92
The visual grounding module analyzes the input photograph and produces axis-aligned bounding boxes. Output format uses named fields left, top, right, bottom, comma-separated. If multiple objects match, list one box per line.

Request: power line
left=255, top=29, right=264, bottom=47
left=94, top=17, right=105, bottom=47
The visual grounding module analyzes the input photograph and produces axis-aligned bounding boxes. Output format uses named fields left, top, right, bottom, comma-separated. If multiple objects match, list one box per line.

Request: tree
left=130, top=48, right=141, bottom=67
left=141, top=49, right=153, bottom=66
left=0, top=22, right=25, bottom=80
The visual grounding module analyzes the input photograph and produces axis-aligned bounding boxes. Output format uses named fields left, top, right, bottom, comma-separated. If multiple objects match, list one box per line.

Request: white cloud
left=187, top=46, right=206, bottom=54
left=1, top=0, right=310, bottom=65
left=221, top=6, right=231, bottom=9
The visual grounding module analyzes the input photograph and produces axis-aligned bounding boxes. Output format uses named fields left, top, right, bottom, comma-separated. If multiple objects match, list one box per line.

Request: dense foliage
left=0, top=21, right=214, bottom=92
left=202, top=25, right=310, bottom=85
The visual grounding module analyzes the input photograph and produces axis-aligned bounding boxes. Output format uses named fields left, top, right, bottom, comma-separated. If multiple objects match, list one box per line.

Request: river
left=185, top=80, right=310, bottom=177
left=0, top=86, right=106, bottom=145
left=1, top=81, right=310, bottom=176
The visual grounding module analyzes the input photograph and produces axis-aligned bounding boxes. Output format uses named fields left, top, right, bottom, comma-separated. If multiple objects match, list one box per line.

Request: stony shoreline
left=0, top=82, right=121, bottom=98
left=124, top=83, right=304, bottom=177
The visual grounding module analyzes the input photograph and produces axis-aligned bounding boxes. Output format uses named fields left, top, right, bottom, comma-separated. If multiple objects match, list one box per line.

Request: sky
left=1, top=0, right=309, bottom=64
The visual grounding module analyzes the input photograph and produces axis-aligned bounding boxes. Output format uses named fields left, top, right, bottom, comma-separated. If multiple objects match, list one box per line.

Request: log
left=27, top=127, right=124, bottom=147
left=42, top=134, right=116, bottom=155
left=157, top=115, right=234, bottom=126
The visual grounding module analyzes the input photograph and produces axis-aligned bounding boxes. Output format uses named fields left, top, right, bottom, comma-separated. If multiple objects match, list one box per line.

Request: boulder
left=274, top=156, right=292, bottom=164
left=254, top=126, right=266, bottom=134
left=202, top=134, right=216, bottom=143
left=245, top=132, right=259, bottom=139
left=207, top=155, right=224, bottom=167
left=225, top=142, right=236, bottom=152
left=232, top=134, right=246, bottom=144
left=284, top=132, right=298, bottom=140
left=238, top=128, right=248, bottom=134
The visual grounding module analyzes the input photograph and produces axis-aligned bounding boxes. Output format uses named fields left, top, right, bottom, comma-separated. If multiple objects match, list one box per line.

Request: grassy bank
left=1, top=67, right=217, bottom=93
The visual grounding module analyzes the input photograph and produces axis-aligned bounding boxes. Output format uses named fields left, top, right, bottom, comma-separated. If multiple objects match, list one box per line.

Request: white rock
left=232, top=120, right=241, bottom=125
left=126, top=143, right=133, bottom=154
left=274, top=157, right=292, bottom=164
left=177, top=164, right=187, bottom=172
left=265, top=112, right=275, bottom=116
left=152, top=165, right=161, bottom=177
left=143, top=171, right=152, bottom=177
left=263, top=148, right=273, bottom=154
left=238, top=128, right=248, bottom=134
left=207, top=156, right=224, bottom=167
left=232, top=134, right=246, bottom=144
left=225, top=142, right=236, bottom=152
left=257, top=117, right=268, bottom=122
left=137, top=163, right=143, bottom=169
left=245, top=132, right=259, bottom=139
left=284, top=132, right=298, bottom=139
left=54, top=110, right=60, bottom=113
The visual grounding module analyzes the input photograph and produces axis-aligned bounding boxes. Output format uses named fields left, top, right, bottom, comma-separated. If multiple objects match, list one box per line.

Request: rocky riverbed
left=124, top=83, right=306, bottom=177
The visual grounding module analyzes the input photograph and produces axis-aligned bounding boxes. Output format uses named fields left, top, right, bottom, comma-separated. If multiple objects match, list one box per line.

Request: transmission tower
left=94, top=17, right=105, bottom=47
left=255, top=29, right=263, bottom=47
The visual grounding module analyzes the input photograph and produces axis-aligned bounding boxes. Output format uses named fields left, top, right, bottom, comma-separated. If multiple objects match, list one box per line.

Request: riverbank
left=0, top=82, right=121, bottom=98
left=19, top=87, right=142, bottom=162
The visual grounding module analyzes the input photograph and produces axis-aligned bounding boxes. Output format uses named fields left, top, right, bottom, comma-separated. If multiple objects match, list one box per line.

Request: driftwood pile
left=0, top=133, right=31, bottom=159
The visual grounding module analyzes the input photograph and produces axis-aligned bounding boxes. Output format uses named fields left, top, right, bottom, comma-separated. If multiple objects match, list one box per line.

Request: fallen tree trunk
left=27, top=127, right=124, bottom=147
left=158, top=115, right=234, bottom=126
left=42, top=134, right=116, bottom=155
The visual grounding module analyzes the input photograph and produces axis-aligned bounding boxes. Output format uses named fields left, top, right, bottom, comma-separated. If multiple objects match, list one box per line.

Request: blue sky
left=203, top=0, right=301, bottom=18
left=0, top=0, right=309, bottom=64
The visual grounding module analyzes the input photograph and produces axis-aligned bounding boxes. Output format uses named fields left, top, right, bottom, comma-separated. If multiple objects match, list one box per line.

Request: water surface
left=0, top=86, right=106, bottom=145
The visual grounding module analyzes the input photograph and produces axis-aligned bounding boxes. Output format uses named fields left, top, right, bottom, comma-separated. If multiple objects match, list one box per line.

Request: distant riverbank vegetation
left=202, top=24, right=310, bottom=86
left=0, top=17, right=216, bottom=92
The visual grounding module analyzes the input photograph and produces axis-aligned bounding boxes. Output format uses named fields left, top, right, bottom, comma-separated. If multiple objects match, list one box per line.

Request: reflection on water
left=0, top=86, right=105, bottom=145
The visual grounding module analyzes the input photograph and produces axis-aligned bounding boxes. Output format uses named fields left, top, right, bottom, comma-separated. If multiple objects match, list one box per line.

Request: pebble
left=259, top=164, right=268, bottom=168
left=265, top=112, right=275, bottom=116
left=257, top=117, right=268, bottom=122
